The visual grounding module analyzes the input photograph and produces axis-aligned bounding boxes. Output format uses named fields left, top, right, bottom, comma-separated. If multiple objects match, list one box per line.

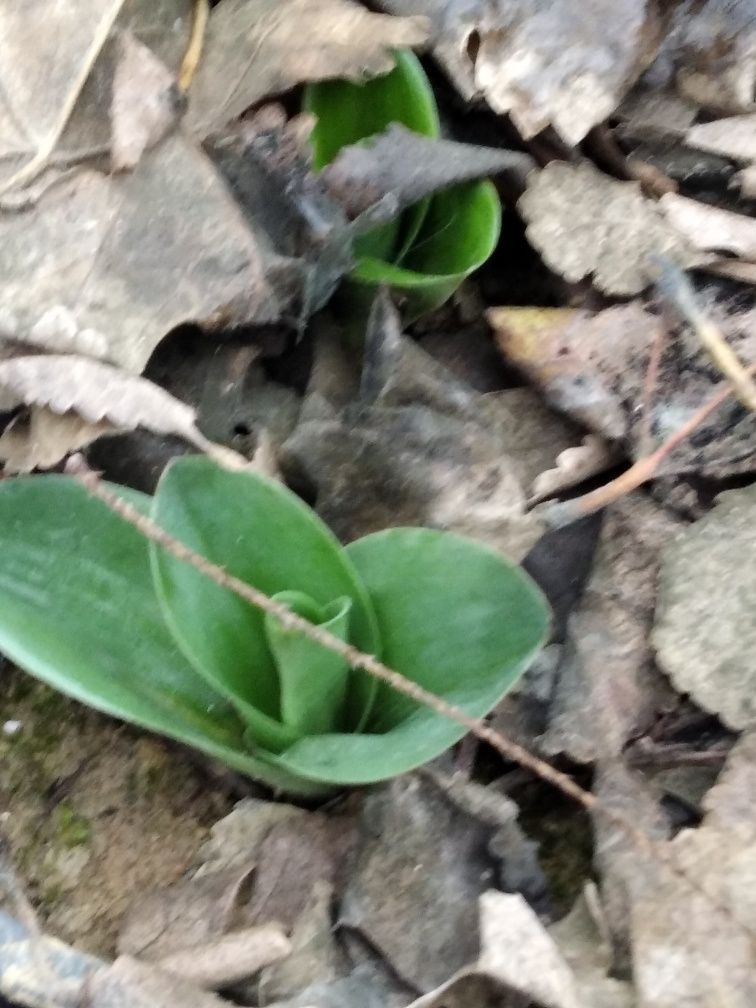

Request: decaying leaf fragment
left=0, top=355, right=242, bottom=472
left=0, top=133, right=275, bottom=374
left=377, top=0, right=660, bottom=146
left=185, top=0, right=430, bottom=139
left=110, top=29, right=180, bottom=171
left=654, top=484, right=756, bottom=732
left=530, top=435, right=620, bottom=503
left=322, top=123, right=533, bottom=218
left=489, top=299, right=756, bottom=478
left=518, top=161, right=703, bottom=295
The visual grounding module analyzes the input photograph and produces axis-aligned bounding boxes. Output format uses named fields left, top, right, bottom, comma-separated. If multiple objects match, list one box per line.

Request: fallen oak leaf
left=0, top=355, right=245, bottom=470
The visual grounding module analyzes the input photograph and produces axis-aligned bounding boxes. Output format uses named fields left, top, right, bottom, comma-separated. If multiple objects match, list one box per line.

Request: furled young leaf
left=150, top=456, right=380, bottom=742
left=0, top=475, right=319, bottom=794
left=272, top=528, right=549, bottom=785
left=265, top=590, right=352, bottom=736
left=304, top=49, right=502, bottom=321
left=353, top=179, right=501, bottom=320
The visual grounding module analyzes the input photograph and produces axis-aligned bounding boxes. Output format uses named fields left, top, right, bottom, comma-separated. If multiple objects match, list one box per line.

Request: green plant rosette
left=0, top=457, right=548, bottom=795
left=304, top=50, right=501, bottom=321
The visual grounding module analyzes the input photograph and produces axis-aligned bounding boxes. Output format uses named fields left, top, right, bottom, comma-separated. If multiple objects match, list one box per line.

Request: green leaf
left=265, top=591, right=352, bottom=736
left=305, top=49, right=439, bottom=265
left=150, top=457, right=380, bottom=745
left=0, top=475, right=321, bottom=795
left=273, top=528, right=550, bottom=785
left=351, top=180, right=501, bottom=321
left=304, top=49, right=439, bottom=170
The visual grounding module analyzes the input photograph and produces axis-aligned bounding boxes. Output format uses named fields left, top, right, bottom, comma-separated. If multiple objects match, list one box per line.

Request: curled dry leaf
left=408, top=891, right=582, bottom=1008
left=185, top=0, right=430, bottom=139
left=0, top=355, right=244, bottom=471
left=660, top=192, right=756, bottom=262
left=377, top=0, right=660, bottom=146
left=530, top=435, right=620, bottom=503
left=0, top=408, right=114, bottom=474
left=518, top=161, right=704, bottom=295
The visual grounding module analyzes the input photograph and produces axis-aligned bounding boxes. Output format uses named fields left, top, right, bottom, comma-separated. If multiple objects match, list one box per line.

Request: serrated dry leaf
left=666, top=0, right=756, bottom=114
left=0, top=355, right=243, bottom=469
left=185, top=0, right=430, bottom=139
left=377, top=0, right=660, bottom=146
left=0, top=408, right=114, bottom=474
left=111, top=30, right=179, bottom=171
left=322, top=124, right=533, bottom=218
left=518, top=161, right=704, bottom=295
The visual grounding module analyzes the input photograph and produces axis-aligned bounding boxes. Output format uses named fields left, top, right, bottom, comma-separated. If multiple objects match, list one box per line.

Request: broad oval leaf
left=150, top=457, right=380, bottom=744
left=273, top=528, right=550, bottom=785
left=0, top=475, right=319, bottom=794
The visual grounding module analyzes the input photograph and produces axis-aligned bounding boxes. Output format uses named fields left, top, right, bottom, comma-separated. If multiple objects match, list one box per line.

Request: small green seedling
left=304, top=50, right=501, bottom=321
left=0, top=457, right=548, bottom=795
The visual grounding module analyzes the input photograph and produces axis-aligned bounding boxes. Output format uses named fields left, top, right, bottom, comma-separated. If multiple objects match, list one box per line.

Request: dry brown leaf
left=0, top=407, right=114, bottom=474
left=738, top=165, right=756, bottom=199
left=686, top=113, right=756, bottom=167
left=377, top=0, right=660, bottom=146
left=530, top=435, right=620, bottom=504
left=322, top=124, right=533, bottom=218
left=0, top=132, right=275, bottom=374
left=0, top=355, right=243, bottom=469
left=185, top=0, right=430, bottom=139
left=654, top=485, right=756, bottom=732
left=518, top=161, right=704, bottom=295
left=0, top=1, right=192, bottom=196
left=156, top=925, right=291, bottom=990
left=660, top=192, right=756, bottom=262
left=665, top=0, right=756, bottom=114
left=617, top=733, right=756, bottom=1008
left=489, top=299, right=756, bottom=478
left=408, top=891, right=582, bottom=1008
left=111, top=30, right=179, bottom=171
left=0, top=0, right=126, bottom=193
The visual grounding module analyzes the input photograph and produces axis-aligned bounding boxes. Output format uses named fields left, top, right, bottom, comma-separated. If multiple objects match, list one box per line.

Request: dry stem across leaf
left=65, top=458, right=756, bottom=953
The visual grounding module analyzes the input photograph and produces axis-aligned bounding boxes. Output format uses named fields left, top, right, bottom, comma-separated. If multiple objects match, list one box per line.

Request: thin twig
left=179, top=0, right=210, bottom=93
left=542, top=363, right=756, bottom=528
left=67, top=458, right=756, bottom=947
left=656, top=255, right=756, bottom=412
